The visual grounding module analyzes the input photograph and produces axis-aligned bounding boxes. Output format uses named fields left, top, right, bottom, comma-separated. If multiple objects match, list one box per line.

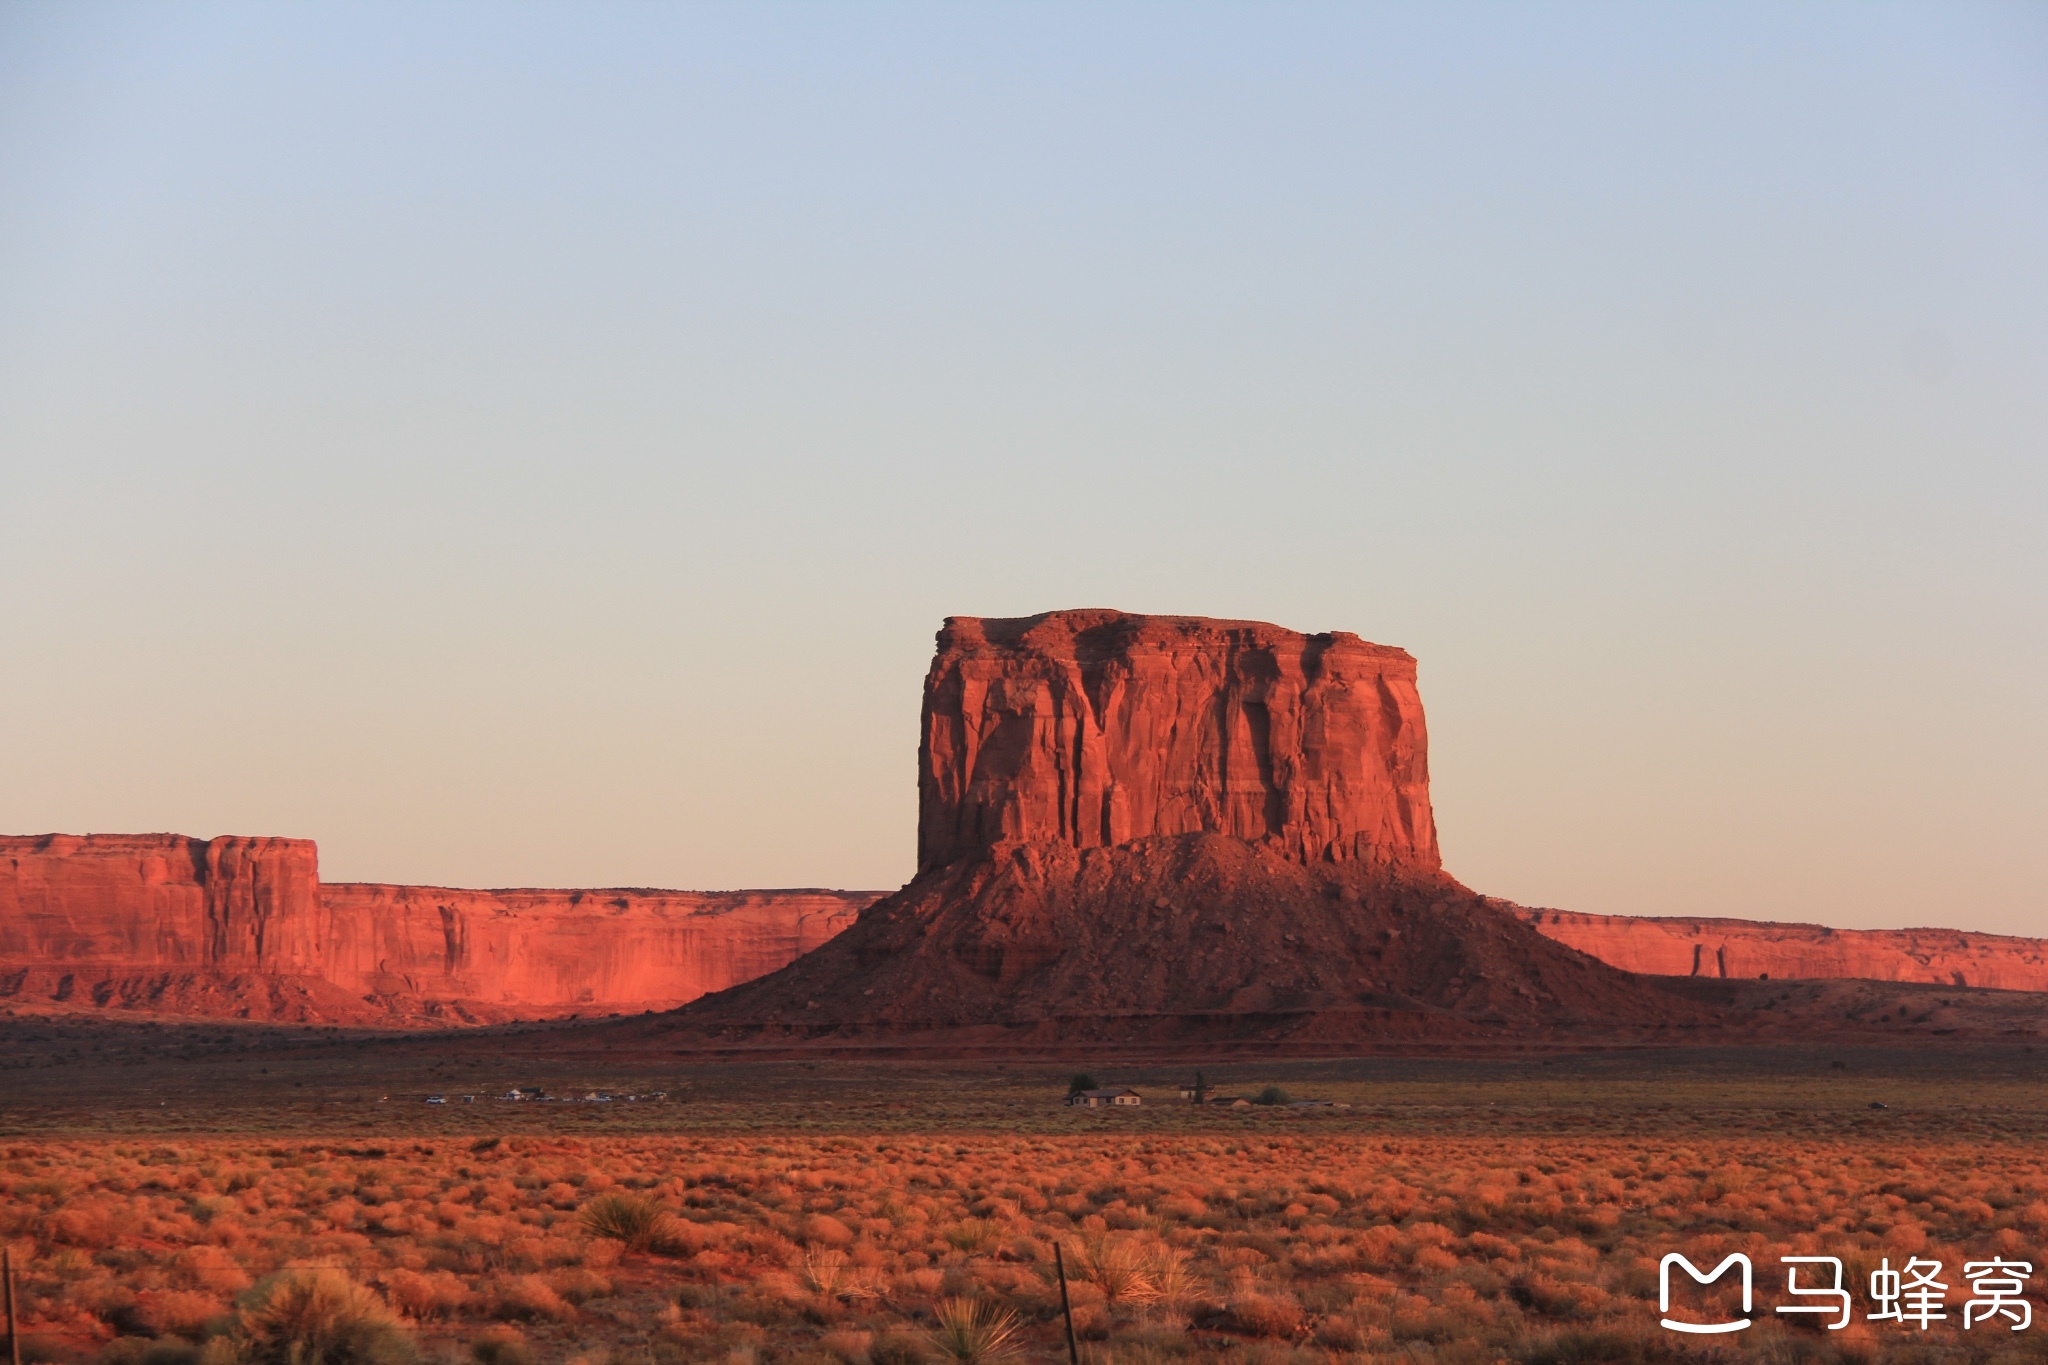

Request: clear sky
left=2, top=2, right=2043, bottom=934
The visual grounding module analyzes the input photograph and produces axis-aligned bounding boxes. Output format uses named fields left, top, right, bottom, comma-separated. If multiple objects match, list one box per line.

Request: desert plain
left=4, top=1023, right=2047, bottom=1365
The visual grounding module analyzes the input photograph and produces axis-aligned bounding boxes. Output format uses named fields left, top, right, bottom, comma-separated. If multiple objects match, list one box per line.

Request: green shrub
left=96, top=1341, right=201, bottom=1365
left=1514, top=1327, right=1687, bottom=1365
left=467, top=1328, right=533, bottom=1365
left=866, top=1337, right=922, bottom=1365
left=579, top=1192, right=678, bottom=1252
left=1064, top=1236, right=1158, bottom=1307
left=942, top=1219, right=1000, bottom=1254
left=1252, top=1086, right=1290, bottom=1106
left=236, top=1270, right=414, bottom=1365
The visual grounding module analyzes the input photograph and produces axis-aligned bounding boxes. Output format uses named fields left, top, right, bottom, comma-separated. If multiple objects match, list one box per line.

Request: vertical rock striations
left=0, top=833, right=321, bottom=970
left=1521, top=909, right=2048, bottom=992
left=918, top=611, right=1439, bottom=874
left=313, top=883, right=872, bottom=1014
left=0, top=833, right=878, bottom=1024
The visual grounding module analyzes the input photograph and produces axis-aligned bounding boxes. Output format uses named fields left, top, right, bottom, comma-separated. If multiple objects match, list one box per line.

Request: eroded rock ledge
left=1523, top=908, right=2048, bottom=992
left=0, top=833, right=879, bottom=1025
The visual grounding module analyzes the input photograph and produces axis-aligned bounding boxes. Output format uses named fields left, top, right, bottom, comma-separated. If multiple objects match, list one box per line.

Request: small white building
left=1066, top=1087, right=1143, bottom=1108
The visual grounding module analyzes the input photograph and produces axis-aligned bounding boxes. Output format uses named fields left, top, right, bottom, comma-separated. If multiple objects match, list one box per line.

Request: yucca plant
left=802, top=1247, right=849, bottom=1296
left=943, top=1218, right=1000, bottom=1254
left=578, top=1192, right=677, bottom=1252
left=1145, top=1248, right=1196, bottom=1310
left=237, top=1270, right=414, bottom=1365
left=925, top=1297, right=1022, bottom=1365
left=1066, top=1236, right=1158, bottom=1307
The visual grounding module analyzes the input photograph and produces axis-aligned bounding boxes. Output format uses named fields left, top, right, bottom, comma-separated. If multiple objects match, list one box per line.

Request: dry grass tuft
left=136, top=1290, right=228, bottom=1339
left=578, top=1192, right=678, bottom=1253
left=487, top=1275, right=575, bottom=1323
left=815, top=1329, right=873, bottom=1365
left=1064, top=1236, right=1158, bottom=1308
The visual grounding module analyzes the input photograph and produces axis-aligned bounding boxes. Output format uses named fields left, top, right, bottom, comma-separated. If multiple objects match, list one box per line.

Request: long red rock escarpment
left=918, top=610, right=1439, bottom=874
left=0, top=833, right=878, bottom=1024
left=1523, top=909, right=2048, bottom=992
left=317, top=882, right=869, bottom=1014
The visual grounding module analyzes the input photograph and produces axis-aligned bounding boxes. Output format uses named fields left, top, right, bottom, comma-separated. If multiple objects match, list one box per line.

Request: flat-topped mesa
left=0, top=833, right=879, bottom=1024
left=0, top=833, right=321, bottom=968
left=1522, top=909, right=2048, bottom=992
left=917, top=609, right=1440, bottom=875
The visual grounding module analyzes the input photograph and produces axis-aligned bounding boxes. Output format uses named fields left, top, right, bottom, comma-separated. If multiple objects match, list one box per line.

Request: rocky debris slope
left=0, top=833, right=878, bottom=1024
left=669, top=832, right=1705, bottom=1050
left=676, top=610, right=1700, bottom=1051
left=1524, top=909, right=2048, bottom=992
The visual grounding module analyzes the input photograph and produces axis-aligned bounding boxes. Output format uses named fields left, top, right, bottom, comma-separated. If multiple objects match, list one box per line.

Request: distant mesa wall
left=317, top=882, right=869, bottom=1011
left=0, top=834, right=324, bottom=969
left=0, top=833, right=879, bottom=1024
left=1523, top=909, right=2048, bottom=993
left=918, top=610, right=1439, bottom=875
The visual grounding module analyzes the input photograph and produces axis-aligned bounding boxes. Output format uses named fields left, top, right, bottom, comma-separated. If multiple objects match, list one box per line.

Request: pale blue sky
left=2, top=2, right=2043, bottom=933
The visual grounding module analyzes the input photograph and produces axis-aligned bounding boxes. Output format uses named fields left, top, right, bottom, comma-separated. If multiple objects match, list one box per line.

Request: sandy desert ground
left=4, top=1021, right=2045, bottom=1365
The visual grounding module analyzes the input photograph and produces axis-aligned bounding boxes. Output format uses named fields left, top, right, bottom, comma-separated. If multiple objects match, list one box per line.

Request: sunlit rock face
left=0, top=833, right=322, bottom=969
left=1523, top=909, right=2048, bottom=991
left=0, top=833, right=878, bottom=1024
left=917, top=610, right=1440, bottom=875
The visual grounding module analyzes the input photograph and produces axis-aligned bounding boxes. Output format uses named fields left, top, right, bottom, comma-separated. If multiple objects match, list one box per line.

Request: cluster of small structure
left=1060, top=1076, right=1349, bottom=1109
left=410, top=1088, right=669, bottom=1104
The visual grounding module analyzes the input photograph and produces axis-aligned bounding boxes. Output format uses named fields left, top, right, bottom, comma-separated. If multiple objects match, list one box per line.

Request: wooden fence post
left=5, top=1243, right=21, bottom=1365
left=1054, top=1242, right=1079, bottom=1365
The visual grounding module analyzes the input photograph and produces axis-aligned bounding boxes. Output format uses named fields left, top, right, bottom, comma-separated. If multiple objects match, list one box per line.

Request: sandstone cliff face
left=0, top=834, right=321, bottom=969
left=1523, top=910, right=2048, bottom=992
left=0, top=833, right=878, bottom=1024
left=316, top=883, right=871, bottom=1013
left=918, top=611, right=1439, bottom=874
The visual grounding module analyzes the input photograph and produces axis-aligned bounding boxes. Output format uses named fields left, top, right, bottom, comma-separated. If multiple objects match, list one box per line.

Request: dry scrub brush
left=235, top=1270, right=414, bottom=1365
left=3, top=1133, right=2046, bottom=1365
left=576, top=1192, right=679, bottom=1253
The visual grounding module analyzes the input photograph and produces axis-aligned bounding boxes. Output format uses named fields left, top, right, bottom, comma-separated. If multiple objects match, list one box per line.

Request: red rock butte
left=672, top=609, right=1717, bottom=1048
left=918, top=610, right=1439, bottom=874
